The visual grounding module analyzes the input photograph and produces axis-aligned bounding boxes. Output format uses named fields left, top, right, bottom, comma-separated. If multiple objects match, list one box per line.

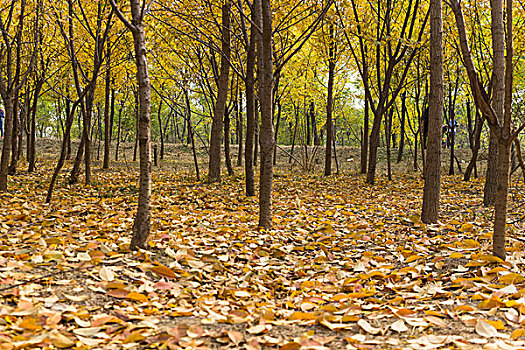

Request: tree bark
left=464, top=108, right=483, bottom=181
left=257, top=0, right=275, bottom=229
left=110, top=0, right=153, bottom=250
left=385, top=108, right=393, bottom=181
left=360, top=98, right=369, bottom=174
left=208, top=3, right=231, bottom=182
left=103, top=46, right=112, bottom=170
left=224, top=106, right=234, bottom=176
left=396, top=92, right=406, bottom=163
left=324, top=23, right=335, bottom=176
left=236, top=89, right=243, bottom=166
left=156, top=98, right=164, bottom=160
left=421, top=0, right=443, bottom=223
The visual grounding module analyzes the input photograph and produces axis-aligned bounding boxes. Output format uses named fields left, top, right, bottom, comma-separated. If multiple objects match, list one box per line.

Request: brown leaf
left=150, top=264, right=178, bottom=279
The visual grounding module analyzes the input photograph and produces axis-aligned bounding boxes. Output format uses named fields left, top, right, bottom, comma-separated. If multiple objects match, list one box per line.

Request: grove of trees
left=1, top=0, right=525, bottom=263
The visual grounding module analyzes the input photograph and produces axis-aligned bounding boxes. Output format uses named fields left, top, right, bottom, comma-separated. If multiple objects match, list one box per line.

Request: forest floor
left=1, top=139, right=525, bottom=349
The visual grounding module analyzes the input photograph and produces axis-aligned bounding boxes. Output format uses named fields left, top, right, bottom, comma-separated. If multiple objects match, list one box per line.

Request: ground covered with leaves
left=1, top=160, right=525, bottom=349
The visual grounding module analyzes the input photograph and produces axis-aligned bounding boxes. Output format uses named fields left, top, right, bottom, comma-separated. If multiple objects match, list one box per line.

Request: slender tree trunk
left=448, top=110, right=455, bottom=175
left=9, top=94, right=20, bottom=175
left=514, top=138, right=525, bottom=184
left=83, top=90, right=95, bottom=185
left=397, top=93, right=406, bottom=163
left=366, top=109, right=384, bottom=185
left=208, top=3, right=231, bottom=182
left=421, top=0, right=443, bottom=223
left=272, top=100, right=282, bottom=165
left=236, top=89, right=243, bottom=166
left=0, top=96, right=15, bottom=191
left=28, top=81, right=43, bottom=172
left=103, top=48, right=112, bottom=169
left=324, top=23, right=335, bottom=176
left=289, top=104, right=299, bottom=164
left=241, top=0, right=257, bottom=194
left=69, top=133, right=85, bottom=184
left=157, top=99, right=165, bottom=160
left=254, top=99, right=259, bottom=166
left=46, top=103, right=78, bottom=203
left=184, top=90, right=200, bottom=181
left=360, top=98, right=369, bottom=174
left=385, top=108, right=393, bottom=181
left=115, top=99, right=123, bottom=161
left=109, top=0, right=153, bottom=249
left=17, top=94, right=28, bottom=161
left=257, top=0, right=275, bottom=229
left=224, top=107, right=234, bottom=176
left=484, top=134, right=499, bottom=205
left=306, top=100, right=311, bottom=146
left=464, top=109, right=483, bottom=181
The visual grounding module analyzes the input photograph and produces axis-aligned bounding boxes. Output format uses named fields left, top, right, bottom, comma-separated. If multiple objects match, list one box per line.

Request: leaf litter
left=1, top=165, right=525, bottom=349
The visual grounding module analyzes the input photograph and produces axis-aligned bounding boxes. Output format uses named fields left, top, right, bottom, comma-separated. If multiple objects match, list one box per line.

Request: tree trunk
left=397, top=92, right=406, bottom=163
left=0, top=96, right=15, bottom=191
left=257, top=0, right=275, bottom=229
left=236, top=89, right=243, bottom=166
left=208, top=3, right=231, bottom=182
left=115, top=99, right=123, bottom=161
left=46, top=102, right=79, bottom=203
left=109, top=0, right=153, bottom=250
left=69, top=132, right=85, bottom=184
left=83, top=89, right=95, bottom=185
left=448, top=110, right=456, bottom=175
left=28, top=80, right=43, bottom=172
left=464, top=108, right=483, bottom=181
left=484, top=134, right=498, bottom=205
left=184, top=89, right=200, bottom=181
left=224, top=106, right=234, bottom=176
left=289, top=103, right=299, bottom=164
left=157, top=98, right=165, bottom=160
left=272, top=100, right=282, bottom=165
left=360, top=98, right=369, bottom=174
left=9, top=94, right=20, bottom=175
left=421, top=0, right=443, bottom=223
left=366, top=108, right=384, bottom=185
left=254, top=99, right=259, bottom=166
left=324, top=23, right=335, bottom=176
left=385, top=108, right=393, bottom=181
left=103, top=48, right=112, bottom=169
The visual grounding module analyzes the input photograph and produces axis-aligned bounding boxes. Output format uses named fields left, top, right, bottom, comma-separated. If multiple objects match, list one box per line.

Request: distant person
left=0, top=107, right=4, bottom=139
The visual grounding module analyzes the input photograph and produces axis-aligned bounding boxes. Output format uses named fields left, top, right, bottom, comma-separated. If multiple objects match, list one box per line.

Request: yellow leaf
left=123, top=331, right=145, bottom=344
left=499, top=273, right=525, bottom=285
left=288, top=312, right=318, bottom=321
left=454, top=305, right=475, bottom=312
left=511, top=329, right=525, bottom=340
left=477, top=255, right=505, bottom=263
left=483, top=319, right=505, bottom=330
left=126, top=292, right=148, bottom=303
left=19, top=317, right=42, bottom=331
left=406, top=255, right=422, bottom=263
left=459, top=223, right=474, bottom=232
left=450, top=252, right=464, bottom=259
